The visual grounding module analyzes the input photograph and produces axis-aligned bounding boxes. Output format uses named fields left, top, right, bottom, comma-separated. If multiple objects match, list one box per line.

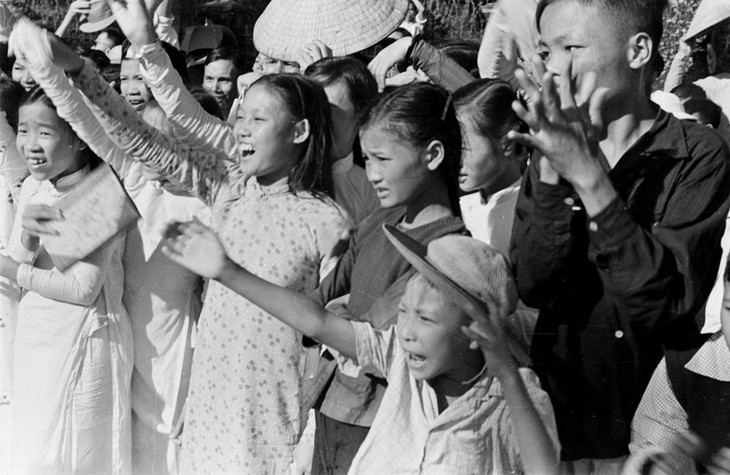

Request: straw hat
left=79, top=0, right=115, bottom=33
left=253, top=0, right=409, bottom=62
left=683, top=0, right=730, bottom=41
left=383, top=224, right=530, bottom=363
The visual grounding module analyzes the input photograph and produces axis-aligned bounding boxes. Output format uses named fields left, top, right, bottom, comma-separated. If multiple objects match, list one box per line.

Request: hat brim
left=383, top=224, right=530, bottom=364
left=683, top=0, right=730, bottom=40
left=79, top=14, right=116, bottom=33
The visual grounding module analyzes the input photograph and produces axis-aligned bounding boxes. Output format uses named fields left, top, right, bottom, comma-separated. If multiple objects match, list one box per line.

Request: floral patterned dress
left=70, top=63, right=350, bottom=473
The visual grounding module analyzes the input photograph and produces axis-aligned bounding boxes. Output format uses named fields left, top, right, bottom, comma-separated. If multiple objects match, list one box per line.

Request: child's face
left=120, top=58, right=151, bottom=112
left=397, top=275, right=482, bottom=383
left=12, top=60, right=36, bottom=92
left=360, top=127, right=432, bottom=209
left=233, top=84, right=301, bottom=185
left=17, top=102, right=85, bottom=182
left=457, top=115, right=508, bottom=195
left=537, top=0, right=633, bottom=111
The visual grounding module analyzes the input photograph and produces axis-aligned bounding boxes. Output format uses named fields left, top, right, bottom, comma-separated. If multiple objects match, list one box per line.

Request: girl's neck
left=401, top=180, right=454, bottom=228
left=50, top=161, right=87, bottom=187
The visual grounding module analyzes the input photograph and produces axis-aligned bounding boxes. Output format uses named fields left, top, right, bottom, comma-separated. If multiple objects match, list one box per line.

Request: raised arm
left=162, top=220, right=358, bottom=360
left=110, top=0, right=236, bottom=156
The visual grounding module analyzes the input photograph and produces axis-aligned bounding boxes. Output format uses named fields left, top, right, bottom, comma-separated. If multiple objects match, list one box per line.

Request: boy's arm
left=162, top=220, right=358, bottom=360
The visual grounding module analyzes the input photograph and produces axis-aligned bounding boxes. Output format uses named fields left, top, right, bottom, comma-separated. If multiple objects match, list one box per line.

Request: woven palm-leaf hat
left=683, top=0, right=730, bottom=41
left=253, top=0, right=409, bottom=62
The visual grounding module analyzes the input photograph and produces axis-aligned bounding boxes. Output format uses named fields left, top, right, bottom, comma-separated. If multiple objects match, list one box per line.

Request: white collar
left=685, top=331, right=730, bottom=382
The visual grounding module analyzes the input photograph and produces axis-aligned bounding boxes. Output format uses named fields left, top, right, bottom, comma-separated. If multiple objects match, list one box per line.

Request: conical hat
left=683, top=0, right=730, bottom=41
left=253, top=0, right=409, bottom=62
left=79, top=0, right=115, bottom=33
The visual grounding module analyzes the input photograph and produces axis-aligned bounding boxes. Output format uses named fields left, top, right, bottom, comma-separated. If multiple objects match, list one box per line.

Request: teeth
left=239, top=144, right=255, bottom=156
left=28, top=158, right=46, bottom=165
left=409, top=353, right=425, bottom=362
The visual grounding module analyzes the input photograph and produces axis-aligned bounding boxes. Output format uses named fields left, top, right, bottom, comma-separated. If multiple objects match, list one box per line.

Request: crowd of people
left=0, top=0, right=730, bottom=473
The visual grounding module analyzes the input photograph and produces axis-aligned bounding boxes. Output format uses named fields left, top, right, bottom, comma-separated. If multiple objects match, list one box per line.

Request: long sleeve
left=71, top=63, right=236, bottom=205
left=410, top=38, right=475, bottom=93
left=626, top=358, right=690, bottom=473
left=138, top=42, right=237, bottom=159
left=28, top=62, right=133, bottom=181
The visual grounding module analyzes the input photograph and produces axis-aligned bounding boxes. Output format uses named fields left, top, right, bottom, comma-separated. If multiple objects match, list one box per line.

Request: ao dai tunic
left=69, top=63, right=350, bottom=473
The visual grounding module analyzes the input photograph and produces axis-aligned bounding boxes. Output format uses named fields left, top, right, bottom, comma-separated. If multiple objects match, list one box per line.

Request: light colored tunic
left=8, top=168, right=133, bottom=474
left=68, top=61, right=350, bottom=473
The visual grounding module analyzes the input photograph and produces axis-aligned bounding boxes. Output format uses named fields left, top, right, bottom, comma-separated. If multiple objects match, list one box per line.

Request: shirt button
left=564, top=197, right=575, bottom=206
left=615, top=330, right=624, bottom=339
left=589, top=221, right=598, bottom=232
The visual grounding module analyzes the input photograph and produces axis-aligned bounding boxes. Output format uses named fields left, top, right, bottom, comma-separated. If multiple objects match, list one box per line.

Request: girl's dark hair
left=249, top=74, right=334, bottom=199
left=305, top=56, right=378, bottom=168
left=431, top=39, right=480, bottom=77
left=452, top=79, right=528, bottom=157
left=0, top=77, right=26, bottom=133
left=360, top=82, right=462, bottom=215
left=304, top=56, right=378, bottom=117
left=19, top=87, right=101, bottom=169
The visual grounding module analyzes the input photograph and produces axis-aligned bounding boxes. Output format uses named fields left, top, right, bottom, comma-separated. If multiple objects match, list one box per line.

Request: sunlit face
left=12, top=60, right=36, bottom=91
left=537, top=0, right=633, bottom=110
left=397, top=275, right=481, bottom=383
left=458, top=115, right=509, bottom=195
left=360, top=127, right=431, bottom=208
left=120, top=58, right=151, bottom=112
left=203, top=59, right=238, bottom=115
left=323, top=80, right=358, bottom=160
left=233, top=84, right=301, bottom=185
left=17, top=102, right=85, bottom=181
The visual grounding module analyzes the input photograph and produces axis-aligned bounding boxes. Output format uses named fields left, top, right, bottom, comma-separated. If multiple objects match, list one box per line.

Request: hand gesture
left=368, top=36, right=412, bottom=92
left=460, top=284, right=526, bottom=378
left=647, top=431, right=709, bottom=474
left=508, top=56, right=610, bottom=194
left=68, top=0, right=92, bottom=17
left=105, top=0, right=156, bottom=50
left=21, top=204, right=62, bottom=251
left=161, top=219, right=230, bottom=280
left=297, top=40, right=333, bottom=73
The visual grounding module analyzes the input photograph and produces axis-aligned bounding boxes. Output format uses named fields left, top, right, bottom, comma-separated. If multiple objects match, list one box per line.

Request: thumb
left=588, top=86, right=610, bottom=140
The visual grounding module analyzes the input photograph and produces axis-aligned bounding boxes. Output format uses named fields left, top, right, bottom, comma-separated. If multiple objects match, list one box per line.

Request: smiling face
left=537, top=0, right=634, bottom=112
left=232, top=84, right=302, bottom=185
left=203, top=59, right=238, bottom=115
left=120, top=58, right=151, bottom=112
left=360, top=126, right=432, bottom=209
left=397, top=274, right=482, bottom=383
left=323, top=79, right=358, bottom=160
left=12, top=60, right=36, bottom=91
left=17, top=101, right=85, bottom=182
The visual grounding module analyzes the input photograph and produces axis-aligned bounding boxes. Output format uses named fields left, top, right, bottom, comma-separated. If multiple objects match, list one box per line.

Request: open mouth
left=27, top=157, right=47, bottom=167
left=238, top=143, right=255, bottom=159
left=406, top=352, right=426, bottom=368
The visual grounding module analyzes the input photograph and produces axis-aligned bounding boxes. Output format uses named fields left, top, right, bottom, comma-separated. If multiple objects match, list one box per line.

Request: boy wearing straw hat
left=160, top=221, right=560, bottom=474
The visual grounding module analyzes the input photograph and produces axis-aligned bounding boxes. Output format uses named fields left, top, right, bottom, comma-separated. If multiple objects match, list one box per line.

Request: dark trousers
left=311, top=412, right=370, bottom=475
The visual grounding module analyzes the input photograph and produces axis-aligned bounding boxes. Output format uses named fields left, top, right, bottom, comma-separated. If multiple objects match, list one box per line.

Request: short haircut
left=99, top=28, right=124, bottom=47
left=189, top=86, right=225, bottom=120
left=684, top=98, right=723, bottom=129
left=536, top=0, right=668, bottom=60
left=0, top=77, right=26, bottom=132
left=304, top=56, right=378, bottom=117
left=204, top=46, right=247, bottom=73
left=671, top=83, right=708, bottom=101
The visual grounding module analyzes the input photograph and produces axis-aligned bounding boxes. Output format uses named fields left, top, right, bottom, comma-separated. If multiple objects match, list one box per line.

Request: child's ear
left=627, top=32, right=653, bottom=70
left=293, top=119, right=311, bottom=144
left=423, top=139, right=445, bottom=171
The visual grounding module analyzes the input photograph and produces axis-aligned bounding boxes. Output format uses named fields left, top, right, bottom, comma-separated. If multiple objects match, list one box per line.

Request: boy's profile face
left=537, top=0, right=634, bottom=109
left=396, top=275, right=483, bottom=384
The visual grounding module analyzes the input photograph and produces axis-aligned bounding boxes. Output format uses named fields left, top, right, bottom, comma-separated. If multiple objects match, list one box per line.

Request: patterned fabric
left=70, top=62, right=350, bottom=473
left=348, top=322, right=560, bottom=474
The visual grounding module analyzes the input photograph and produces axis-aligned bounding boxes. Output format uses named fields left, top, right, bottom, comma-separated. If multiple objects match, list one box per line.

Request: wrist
left=574, top=172, right=617, bottom=217
left=218, top=256, right=240, bottom=283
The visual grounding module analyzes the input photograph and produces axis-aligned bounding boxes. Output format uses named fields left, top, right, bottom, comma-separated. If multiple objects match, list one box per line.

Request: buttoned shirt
left=626, top=332, right=730, bottom=474
left=348, top=322, right=560, bottom=474
left=511, top=109, right=730, bottom=459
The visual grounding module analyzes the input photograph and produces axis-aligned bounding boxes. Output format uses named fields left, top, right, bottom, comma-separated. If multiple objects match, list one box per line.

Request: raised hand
left=368, top=36, right=412, bottom=92
left=508, top=56, right=611, bottom=194
left=20, top=204, right=62, bottom=251
left=105, top=0, right=156, bottom=49
left=10, top=17, right=85, bottom=74
left=161, top=219, right=230, bottom=280
left=297, top=40, right=333, bottom=73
